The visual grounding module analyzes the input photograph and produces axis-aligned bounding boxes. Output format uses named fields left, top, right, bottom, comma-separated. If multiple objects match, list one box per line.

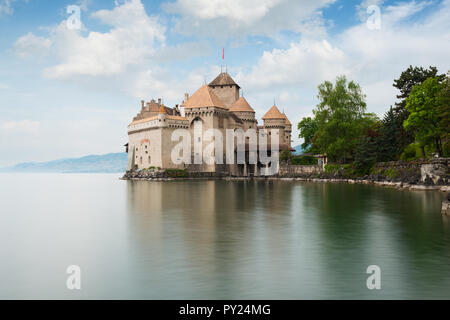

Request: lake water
left=0, top=173, right=449, bottom=299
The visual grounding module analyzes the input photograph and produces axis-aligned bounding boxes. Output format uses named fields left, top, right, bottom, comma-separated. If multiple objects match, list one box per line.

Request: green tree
left=376, top=107, right=404, bottom=161
left=312, top=76, right=377, bottom=163
left=438, top=74, right=450, bottom=156
left=404, top=77, right=446, bottom=156
left=297, top=117, right=319, bottom=152
left=279, top=150, right=292, bottom=164
left=392, top=66, right=444, bottom=155
left=354, top=122, right=381, bottom=174
left=393, top=65, right=442, bottom=110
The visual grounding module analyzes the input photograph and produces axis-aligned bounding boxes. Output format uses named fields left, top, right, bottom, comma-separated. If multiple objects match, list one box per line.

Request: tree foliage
left=311, top=76, right=377, bottom=163
left=393, top=65, right=443, bottom=110
left=297, top=117, right=319, bottom=152
left=404, top=76, right=448, bottom=156
left=390, top=66, right=443, bottom=154
left=296, top=66, right=449, bottom=173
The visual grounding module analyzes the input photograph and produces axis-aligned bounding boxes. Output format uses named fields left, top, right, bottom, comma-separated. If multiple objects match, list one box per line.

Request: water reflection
left=2, top=174, right=447, bottom=299
left=125, top=180, right=450, bottom=299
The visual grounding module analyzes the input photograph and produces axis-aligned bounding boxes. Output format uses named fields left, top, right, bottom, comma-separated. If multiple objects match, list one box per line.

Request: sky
left=0, top=0, right=449, bottom=166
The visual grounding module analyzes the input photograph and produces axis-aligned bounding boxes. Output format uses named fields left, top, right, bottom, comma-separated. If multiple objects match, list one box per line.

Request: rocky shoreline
left=121, top=168, right=449, bottom=192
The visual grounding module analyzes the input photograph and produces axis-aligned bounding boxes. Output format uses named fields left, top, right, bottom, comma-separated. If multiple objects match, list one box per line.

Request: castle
left=126, top=72, right=293, bottom=176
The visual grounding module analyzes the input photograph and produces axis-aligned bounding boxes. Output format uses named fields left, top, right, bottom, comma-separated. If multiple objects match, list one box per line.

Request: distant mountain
left=293, top=145, right=304, bottom=155
left=0, top=153, right=128, bottom=173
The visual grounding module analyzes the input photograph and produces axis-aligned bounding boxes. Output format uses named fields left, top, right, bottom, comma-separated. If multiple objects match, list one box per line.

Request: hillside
left=0, top=153, right=128, bottom=173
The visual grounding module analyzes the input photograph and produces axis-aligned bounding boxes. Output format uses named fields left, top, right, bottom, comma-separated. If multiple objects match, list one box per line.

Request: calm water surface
left=0, top=173, right=449, bottom=299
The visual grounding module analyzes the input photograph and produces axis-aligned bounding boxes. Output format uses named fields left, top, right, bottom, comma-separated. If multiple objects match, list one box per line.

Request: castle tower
left=158, top=104, right=167, bottom=127
left=183, top=84, right=229, bottom=172
left=208, top=72, right=240, bottom=107
left=262, top=104, right=287, bottom=146
left=229, top=96, right=257, bottom=131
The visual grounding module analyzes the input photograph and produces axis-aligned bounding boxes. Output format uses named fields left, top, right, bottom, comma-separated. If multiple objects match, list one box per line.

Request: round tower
left=158, top=104, right=167, bottom=127
left=262, top=104, right=287, bottom=145
left=229, top=96, right=257, bottom=130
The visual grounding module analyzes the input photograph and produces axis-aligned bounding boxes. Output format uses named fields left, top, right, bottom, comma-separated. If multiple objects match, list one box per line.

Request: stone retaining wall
left=278, top=164, right=323, bottom=177
left=373, top=158, right=449, bottom=185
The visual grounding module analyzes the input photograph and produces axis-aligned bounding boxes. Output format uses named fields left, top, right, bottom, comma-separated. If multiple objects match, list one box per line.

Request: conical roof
left=229, top=97, right=255, bottom=113
left=262, top=105, right=285, bottom=120
left=209, top=72, right=240, bottom=88
left=184, top=85, right=227, bottom=109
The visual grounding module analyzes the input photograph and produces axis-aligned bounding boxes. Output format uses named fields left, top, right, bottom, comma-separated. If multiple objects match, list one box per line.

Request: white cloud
left=230, top=0, right=450, bottom=147
left=236, top=38, right=350, bottom=90
left=0, top=0, right=15, bottom=16
left=43, top=0, right=165, bottom=78
left=12, top=0, right=211, bottom=104
left=336, top=0, right=450, bottom=109
left=0, top=83, right=12, bottom=90
left=14, top=0, right=166, bottom=79
left=163, top=0, right=335, bottom=38
left=236, top=0, right=450, bottom=117
left=0, top=120, right=40, bottom=134
left=13, top=33, right=52, bottom=58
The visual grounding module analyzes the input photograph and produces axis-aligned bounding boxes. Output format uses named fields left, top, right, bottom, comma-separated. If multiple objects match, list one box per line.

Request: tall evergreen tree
left=376, top=107, right=403, bottom=161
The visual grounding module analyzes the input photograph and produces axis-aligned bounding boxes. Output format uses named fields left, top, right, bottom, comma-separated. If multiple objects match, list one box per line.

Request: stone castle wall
left=210, top=85, right=239, bottom=107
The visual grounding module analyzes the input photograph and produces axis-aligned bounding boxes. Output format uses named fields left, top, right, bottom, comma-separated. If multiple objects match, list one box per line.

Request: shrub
left=291, top=155, right=318, bottom=165
left=400, top=143, right=421, bottom=160
left=280, top=150, right=293, bottom=163
left=166, top=169, right=188, bottom=178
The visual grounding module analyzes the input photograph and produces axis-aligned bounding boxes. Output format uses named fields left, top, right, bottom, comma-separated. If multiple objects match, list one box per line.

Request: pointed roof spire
left=262, top=104, right=285, bottom=120
left=184, top=84, right=227, bottom=109
left=229, top=96, right=255, bottom=113
left=209, top=71, right=240, bottom=88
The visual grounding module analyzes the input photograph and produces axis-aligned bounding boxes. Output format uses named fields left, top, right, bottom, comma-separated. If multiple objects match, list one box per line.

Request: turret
left=208, top=72, right=240, bottom=107
left=158, top=104, right=167, bottom=127
left=229, top=96, right=257, bottom=130
left=262, top=104, right=287, bottom=145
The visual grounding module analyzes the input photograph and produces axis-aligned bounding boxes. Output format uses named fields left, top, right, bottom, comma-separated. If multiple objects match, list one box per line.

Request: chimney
left=158, top=98, right=161, bottom=105
left=184, top=93, right=189, bottom=102
left=141, top=100, right=145, bottom=109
